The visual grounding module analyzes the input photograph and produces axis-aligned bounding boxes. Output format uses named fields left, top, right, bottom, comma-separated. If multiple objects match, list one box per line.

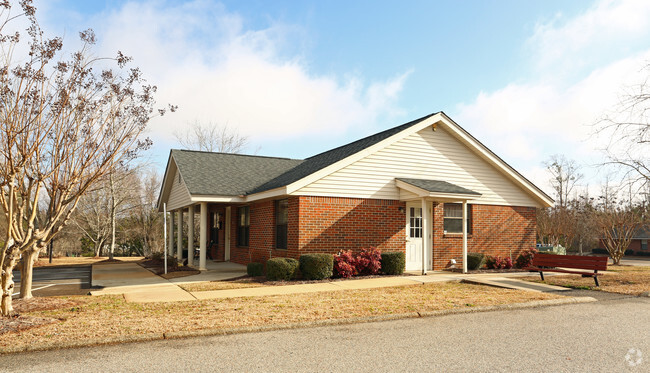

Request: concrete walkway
left=91, top=262, right=567, bottom=303
left=91, top=263, right=196, bottom=302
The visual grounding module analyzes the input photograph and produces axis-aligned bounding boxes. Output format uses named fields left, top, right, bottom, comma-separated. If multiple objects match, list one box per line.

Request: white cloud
left=456, top=0, right=650, bottom=196
left=527, top=0, right=650, bottom=77
left=39, top=0, right=409, bottom=156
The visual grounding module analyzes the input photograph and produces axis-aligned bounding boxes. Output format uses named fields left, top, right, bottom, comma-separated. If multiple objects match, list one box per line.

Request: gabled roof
left=170, top=150, right=303, bottom=196
left=158, top=111, right=555, bottom=209
left=248, top=113, right=437, bottom=194
left=396, top=178, right=481, bottom=196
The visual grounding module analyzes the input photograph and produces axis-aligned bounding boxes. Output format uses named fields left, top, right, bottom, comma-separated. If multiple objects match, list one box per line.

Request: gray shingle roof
left=172, top=150, right=303, bottom=196
left=248, top=113, right=438, bottom=194
left=396, top=178, right=481, bottom=196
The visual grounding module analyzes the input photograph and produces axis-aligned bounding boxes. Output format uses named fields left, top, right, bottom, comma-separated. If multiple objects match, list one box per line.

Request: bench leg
left=594, top=275, right=599, bottom=287
left=539, top=271, right=544, bottom=281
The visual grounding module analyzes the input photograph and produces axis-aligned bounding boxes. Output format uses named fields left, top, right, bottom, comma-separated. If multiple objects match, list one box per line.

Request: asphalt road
left=11, top=266, right=91, bottom=297
left=0, top=291, right=647, bottom=372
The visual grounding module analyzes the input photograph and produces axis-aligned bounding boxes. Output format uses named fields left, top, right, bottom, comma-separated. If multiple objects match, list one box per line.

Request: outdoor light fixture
left=398, top=206, right=406, bottom=213
left=213, top=212, right=221, bottom=229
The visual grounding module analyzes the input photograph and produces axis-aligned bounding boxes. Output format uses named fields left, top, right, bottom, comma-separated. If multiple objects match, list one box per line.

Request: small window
left=642, top=240, right=648, bottom=251
left=275, top=199, right=288, bottom=249
left=444, top=203, right=472, bottom=234
left=409, top=207, right=422, bottom=238
left=237, top=206, right=250, bottom=247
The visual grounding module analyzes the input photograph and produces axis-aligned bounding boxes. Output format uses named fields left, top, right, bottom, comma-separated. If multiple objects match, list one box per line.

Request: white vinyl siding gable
left=294, top=126, right=540, bottom=207
left=167, top=166, right=192, bottom=211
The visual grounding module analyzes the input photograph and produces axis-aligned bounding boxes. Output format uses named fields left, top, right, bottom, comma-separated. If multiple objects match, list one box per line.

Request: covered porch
left=165, top=202, right=237, bottom=271
left=396, top=178, right=481, bottom=274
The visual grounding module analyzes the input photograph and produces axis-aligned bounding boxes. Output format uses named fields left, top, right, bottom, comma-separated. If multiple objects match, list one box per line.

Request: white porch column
left=225, top=206, right=231, bottom=261
left=462, top=200, right=468, bottom=274
left=199, top=202, right=207, bottom=270
left=187, top=205, right=195, bottom=267
left=176, top=210, right=183, bottom=262
left=168, top=211, right=175, bottom=256
left=421, top=198, right=429, bottom=275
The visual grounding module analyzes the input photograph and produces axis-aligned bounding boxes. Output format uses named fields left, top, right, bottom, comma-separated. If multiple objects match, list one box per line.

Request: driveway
left=12, top=265, right=91, bottom=297
left=1, top=291, right=646, bottom=372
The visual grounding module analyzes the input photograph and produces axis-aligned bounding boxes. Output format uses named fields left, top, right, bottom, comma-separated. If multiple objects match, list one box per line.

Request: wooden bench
left=525, top=253, right=608, bottom=287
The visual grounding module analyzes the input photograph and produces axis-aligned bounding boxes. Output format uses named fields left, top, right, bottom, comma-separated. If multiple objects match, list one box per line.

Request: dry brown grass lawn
left=1, top=282, right=561, bottom=352
left=179, top=281, right=265, bottom=292
left=523, top=265, right=650, bottom=295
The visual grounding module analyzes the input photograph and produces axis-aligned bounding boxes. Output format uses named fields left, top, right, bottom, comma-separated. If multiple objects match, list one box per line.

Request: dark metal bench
left=525, top=253, right=608, bottom=287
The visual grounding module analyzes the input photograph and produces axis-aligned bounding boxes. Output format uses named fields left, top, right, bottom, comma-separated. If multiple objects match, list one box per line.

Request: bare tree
left=597, top=63, right=650, bottom=187
left=0, top=1, right=173, bottom=314
left=73, top=182, right=113, bottom=257
left=174, top=121, right=249, bottom=153
left=595, top=198, right=643, bottom=265
left=544, top=155, right=583, bottom=208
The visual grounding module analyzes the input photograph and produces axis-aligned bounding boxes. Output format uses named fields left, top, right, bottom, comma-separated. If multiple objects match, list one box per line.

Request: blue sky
left=35, top=0, right=650, bottom=196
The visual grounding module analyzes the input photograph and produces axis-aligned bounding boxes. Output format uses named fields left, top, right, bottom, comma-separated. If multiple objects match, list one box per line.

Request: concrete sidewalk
left=91, top=263, right=196, bottom=302
left=91, top=262, right=566, bottom=303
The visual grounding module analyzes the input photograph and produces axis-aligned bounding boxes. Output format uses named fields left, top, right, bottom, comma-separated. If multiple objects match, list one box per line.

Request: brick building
left=158, top=112, right=553, bottom=272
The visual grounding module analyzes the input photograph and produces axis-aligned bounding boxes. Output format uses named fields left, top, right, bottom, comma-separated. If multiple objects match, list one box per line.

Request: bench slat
left=532, top=254, right=608, bottom=271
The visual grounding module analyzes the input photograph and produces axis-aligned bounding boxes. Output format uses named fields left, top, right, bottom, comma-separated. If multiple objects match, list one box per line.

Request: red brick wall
left=230, top=198, right=299, bottom=265
left=228, top=197, right=537, bottom=271
left=432, top=203, right=536, bottom=270
left=297, top=196, right=406, bottom=254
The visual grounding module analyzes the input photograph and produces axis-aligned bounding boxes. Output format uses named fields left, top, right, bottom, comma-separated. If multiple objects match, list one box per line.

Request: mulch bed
left=444, top=268, right=531, bottom=274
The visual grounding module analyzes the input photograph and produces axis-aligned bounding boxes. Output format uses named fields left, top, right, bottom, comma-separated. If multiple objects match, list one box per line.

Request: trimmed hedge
left=266, top=258, right=299, bottom=281
left=247, top=262, right=264, bottom=277
left=466, top=253, right=485, bottom=270
left=380, top=251, right=405, bottom=275
left=299, top=253, right=333, bottom=280
left=592, top=248, right=608, bottom=255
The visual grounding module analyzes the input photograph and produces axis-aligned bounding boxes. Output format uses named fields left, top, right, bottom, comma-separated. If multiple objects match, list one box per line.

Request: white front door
left=405, top=203, right=423, bottom=271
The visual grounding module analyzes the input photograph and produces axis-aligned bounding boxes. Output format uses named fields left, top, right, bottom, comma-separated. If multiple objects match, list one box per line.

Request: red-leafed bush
left=485, top=255, right=513, bottom=269
left=355, top=247, right=382, bottom=275
left=334, top=250, right=357, bottom=278
left=515, top=248, right=538, bottom=269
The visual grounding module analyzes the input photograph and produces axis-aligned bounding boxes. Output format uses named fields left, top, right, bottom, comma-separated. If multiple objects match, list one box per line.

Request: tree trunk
left=19, top=248, right=41, bottom=299
left=1, top=253, right=20, bottom=316
left=109, top=171, right=116, bottom=261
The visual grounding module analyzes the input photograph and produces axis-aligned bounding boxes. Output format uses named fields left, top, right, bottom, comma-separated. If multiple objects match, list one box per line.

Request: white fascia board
left=437, top=113, right=554, bottom=208
left=395, top=179, right=429, bottom=197
left=245, top=186, right=288, bottom=202
left=284, top=114, right=444, bottom=194
left=395, top=179, right=480, bottom=201
left=156, top=153, right=177, bottom=212
left=190, top=195, right=245, bottom=204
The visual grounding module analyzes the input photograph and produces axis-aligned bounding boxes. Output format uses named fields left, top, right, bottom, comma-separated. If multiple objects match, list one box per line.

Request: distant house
left=157, top=112, right=553, bottom=272
left=599, top=226, right=650, bottom=255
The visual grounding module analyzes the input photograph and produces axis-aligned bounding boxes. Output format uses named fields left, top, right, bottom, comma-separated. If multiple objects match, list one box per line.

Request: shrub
left=299, top=254, right=333, bottom=280
left=355, top=247, right=382, bottom=275
left=624, top=249, right=634, bottom=256
left=591, top=248, right=608, bottom=255
left=466, top=253, right=485, bottom=270
left=485, top=255, right=512, bottom=269
left=150, top=251, right=164, bottom=261
left=381, top=251, right=405, bottom=275
left=266, top=258, right=299, bottom=281
left=515, top=248, right=538, bottom=269
left=247, top=262, right=264, bottom=277
left=334, top=250, right=357, bottom=278
left=636, top=251, right=650, bottom=256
